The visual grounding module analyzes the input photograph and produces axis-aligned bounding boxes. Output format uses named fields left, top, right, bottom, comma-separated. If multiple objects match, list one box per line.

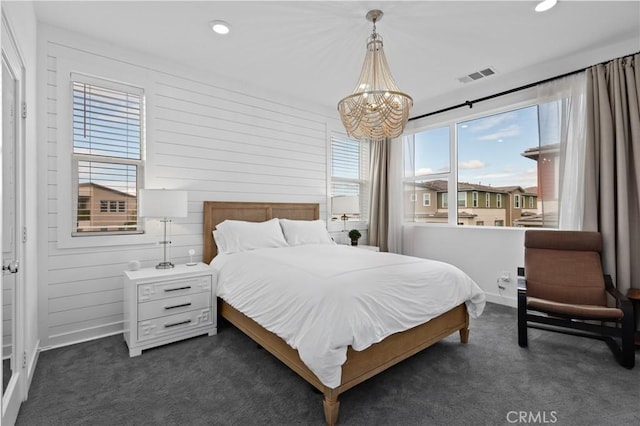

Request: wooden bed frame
left=203, top=201, right=470, bottom=425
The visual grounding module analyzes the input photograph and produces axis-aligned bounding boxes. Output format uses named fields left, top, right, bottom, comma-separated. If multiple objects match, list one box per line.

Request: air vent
left=458, top=66, right=497, bottom=84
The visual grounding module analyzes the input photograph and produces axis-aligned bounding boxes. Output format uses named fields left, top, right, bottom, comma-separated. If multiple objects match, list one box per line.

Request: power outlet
left=497, top=271, right=511, bottom=291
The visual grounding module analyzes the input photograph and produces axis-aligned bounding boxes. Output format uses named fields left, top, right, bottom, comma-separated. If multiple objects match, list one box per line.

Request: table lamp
left=139, top=189, right=188, bottom=269
left=331, top=195, right=360, bottom=231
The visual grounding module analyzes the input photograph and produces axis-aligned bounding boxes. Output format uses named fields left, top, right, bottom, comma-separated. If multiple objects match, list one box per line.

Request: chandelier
left=337, top=10, right=413, bottom=141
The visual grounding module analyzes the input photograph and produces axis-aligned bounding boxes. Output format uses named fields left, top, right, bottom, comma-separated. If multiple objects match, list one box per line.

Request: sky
left=410, top=104, right=550, bottom=189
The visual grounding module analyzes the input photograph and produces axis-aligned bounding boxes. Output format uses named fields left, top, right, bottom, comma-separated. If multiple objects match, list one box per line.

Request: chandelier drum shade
left=338, top=10, right=413, bottom=141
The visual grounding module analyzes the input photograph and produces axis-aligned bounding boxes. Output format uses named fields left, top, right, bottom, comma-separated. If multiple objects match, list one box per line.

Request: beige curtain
left=584, top=53, right=640, bottom=294
left=368, top=138, right=390, bottom=252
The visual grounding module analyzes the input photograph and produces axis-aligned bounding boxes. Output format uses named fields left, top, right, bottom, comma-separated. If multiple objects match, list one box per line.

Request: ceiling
left=33, top=1, right=640, bottom=118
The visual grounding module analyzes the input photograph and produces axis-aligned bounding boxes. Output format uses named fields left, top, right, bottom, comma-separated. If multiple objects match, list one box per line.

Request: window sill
left=56, top=231, right=156, bottom=249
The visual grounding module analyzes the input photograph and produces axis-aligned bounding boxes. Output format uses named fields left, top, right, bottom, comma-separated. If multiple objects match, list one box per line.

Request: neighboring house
left=517, top=143, right=560, bottom=227
left=77, top=182, right=138, bottom=232
left=411, top=180, right=538, bottom=226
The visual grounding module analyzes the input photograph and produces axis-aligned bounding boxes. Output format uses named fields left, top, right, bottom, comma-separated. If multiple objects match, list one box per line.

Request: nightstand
left=352, top=244, right=380, bottom=252
left=123, top=263, right=216, bottom=357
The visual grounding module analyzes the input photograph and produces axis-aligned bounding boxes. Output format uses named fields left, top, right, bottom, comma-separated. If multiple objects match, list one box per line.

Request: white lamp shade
left=332, top=196, right=360, bottom=215
left=139, top=189, right=188, bottom=218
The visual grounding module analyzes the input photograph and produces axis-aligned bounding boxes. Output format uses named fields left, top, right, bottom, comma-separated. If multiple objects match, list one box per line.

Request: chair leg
left=620, top=312, right=635, bottom=369
left=517, top=289, right=528, bottom=348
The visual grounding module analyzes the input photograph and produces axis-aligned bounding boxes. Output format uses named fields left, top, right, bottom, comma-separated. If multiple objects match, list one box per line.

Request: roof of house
left=79, top=182, right=136, bottom=198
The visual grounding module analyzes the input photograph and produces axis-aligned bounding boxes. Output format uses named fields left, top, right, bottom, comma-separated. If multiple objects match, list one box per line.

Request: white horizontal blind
left=330, top=135, right=369, bottom=218
left=71, top=76, right=143, bottom=234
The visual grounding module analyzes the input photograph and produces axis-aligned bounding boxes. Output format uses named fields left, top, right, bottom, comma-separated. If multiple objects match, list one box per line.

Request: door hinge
left=23, top=352, right=27, bottom=369
left=22, top=226, right=27, bottom=243
left=21, top=101, right=27, bottom=119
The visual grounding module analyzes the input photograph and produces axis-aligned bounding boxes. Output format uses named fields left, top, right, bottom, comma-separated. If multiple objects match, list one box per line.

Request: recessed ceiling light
left=210, top=20, right=231, bottom=35
left=535, top=0, right=557, bottom=13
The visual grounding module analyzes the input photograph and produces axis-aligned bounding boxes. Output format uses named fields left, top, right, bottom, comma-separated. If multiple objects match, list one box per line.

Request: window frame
left=70, top=74, right=145, bottom=237
left=514, top=194, right=521, bottom=209
left=472, top=191, right=478, bottom=208
left=497, top=194, right=503, bottom=208
left=55, top=56, right=154, bottom=248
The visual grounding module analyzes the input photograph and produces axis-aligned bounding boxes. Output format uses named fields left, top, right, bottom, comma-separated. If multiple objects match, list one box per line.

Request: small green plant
left=348, top=229, right=362, bottom=244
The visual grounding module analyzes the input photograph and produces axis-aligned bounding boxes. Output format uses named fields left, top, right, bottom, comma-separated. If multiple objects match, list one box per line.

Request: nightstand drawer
left=138, top=308, right=213, bottom=341
left=138, top=293, right=211, bottom=321
left=138, top=275, right=212, bottom=302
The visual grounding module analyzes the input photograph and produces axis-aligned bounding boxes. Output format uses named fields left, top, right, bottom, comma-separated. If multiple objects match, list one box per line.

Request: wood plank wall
left=42, top=34, right=338, bottom=349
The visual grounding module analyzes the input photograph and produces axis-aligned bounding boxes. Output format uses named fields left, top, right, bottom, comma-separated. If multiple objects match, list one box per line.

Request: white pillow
left=279, top=219, right=335, bottom=246
left=212, top=229, right=228, bottom=254
left=215, top=218, right=288, bottom=253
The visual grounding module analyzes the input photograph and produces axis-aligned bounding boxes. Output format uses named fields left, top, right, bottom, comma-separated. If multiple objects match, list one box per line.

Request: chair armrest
left=605, top=275, right=628, bottom=300
left=604, top=275, right=634, bottom=315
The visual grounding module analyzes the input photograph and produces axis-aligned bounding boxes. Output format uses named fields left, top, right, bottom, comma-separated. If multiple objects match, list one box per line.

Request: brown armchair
left=518, top=230, right=635, bottom=368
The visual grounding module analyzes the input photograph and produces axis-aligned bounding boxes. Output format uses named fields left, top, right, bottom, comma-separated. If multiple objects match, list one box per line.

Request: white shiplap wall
left=40, top=26, right=341, bottom=349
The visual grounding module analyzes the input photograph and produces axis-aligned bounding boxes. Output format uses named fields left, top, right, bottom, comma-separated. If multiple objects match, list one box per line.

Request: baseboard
left=40, top=321, right=123, bottom=352
left=485, top=292, right=517, bottom=308
left=25, top=340, right=40, bottom=398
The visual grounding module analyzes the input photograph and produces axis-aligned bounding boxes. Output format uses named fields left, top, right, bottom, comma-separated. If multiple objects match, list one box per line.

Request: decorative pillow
left=279, top=219, right=335, bottom=246
left=215, top=218, right=288, bottom=253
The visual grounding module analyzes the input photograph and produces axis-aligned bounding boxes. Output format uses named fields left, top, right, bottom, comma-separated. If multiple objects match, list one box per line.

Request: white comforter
left=211, top=245, right=485, bottom=388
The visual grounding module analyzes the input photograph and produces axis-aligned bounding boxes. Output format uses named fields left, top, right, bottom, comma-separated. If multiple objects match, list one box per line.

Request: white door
left=1, top=16, right=25, bottom=425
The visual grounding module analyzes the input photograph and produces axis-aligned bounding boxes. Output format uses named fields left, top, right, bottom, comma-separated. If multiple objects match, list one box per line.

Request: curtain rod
left=408, top=51, right=639, bottom=121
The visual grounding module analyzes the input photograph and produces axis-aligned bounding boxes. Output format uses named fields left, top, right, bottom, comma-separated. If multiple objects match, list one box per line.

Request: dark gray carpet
left=15, top=303, right=640, bottom=425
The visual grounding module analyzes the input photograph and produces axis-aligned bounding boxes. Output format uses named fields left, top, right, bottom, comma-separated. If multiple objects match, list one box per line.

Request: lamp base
left=155, top=261, right=175, bottom=269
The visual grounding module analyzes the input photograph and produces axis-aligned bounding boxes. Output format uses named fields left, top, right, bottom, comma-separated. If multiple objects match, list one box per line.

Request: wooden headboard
left=203, top=201, right=320, bottom=264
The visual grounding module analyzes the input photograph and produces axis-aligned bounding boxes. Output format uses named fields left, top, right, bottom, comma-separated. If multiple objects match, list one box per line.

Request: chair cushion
left=525, top=248, right=607, bottom=306
left=527, top=297, right=624, bottom=320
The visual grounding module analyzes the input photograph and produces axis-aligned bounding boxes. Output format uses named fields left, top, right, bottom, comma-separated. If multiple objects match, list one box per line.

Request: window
left=403, top=126, right=451, bottom=223
left=476, top=221, right=484, bottom=226
left=494, top=219, right=504, bottom=226
left=72, top=74, right=143, bottom=235
left=330, top=135, right=369, bottom=221
left=458, top=192, right=467, bottom=207
left=404, top=93, right=567, bottom=228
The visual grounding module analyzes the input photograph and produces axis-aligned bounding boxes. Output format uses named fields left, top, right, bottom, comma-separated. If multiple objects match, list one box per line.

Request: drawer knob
left=165, top=302, right=192, bottom=310
left=164, top=286, right=191, bottom=292
left=164, top=320, right=191, bottom=328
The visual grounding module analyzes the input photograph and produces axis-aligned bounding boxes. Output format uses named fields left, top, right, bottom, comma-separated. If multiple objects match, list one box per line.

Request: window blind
left=330, top=136, right=369, bottom=219
left=72, top=81, right=141, bottom=159
left=72, top=77, right=143, bottom=234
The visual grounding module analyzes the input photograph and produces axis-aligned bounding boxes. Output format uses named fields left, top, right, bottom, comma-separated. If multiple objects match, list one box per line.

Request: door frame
left=1, top=10, right=27, bottom=425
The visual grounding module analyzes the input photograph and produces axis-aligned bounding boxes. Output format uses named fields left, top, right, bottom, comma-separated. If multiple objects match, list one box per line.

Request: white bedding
left=211, top=244, right=486, bottom=388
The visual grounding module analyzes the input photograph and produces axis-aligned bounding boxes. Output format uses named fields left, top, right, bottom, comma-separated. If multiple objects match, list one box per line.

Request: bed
left=203, top=201, right=485, bottom=425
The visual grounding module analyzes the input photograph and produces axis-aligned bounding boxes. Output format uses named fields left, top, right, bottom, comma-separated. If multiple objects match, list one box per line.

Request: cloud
left=468, top=111, right=518, bottom=132
left=415, top=167, right=434, bottom=175
left=459, top=160, right=486, bottom=169
left=476, top=124, right=521, bottom=141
